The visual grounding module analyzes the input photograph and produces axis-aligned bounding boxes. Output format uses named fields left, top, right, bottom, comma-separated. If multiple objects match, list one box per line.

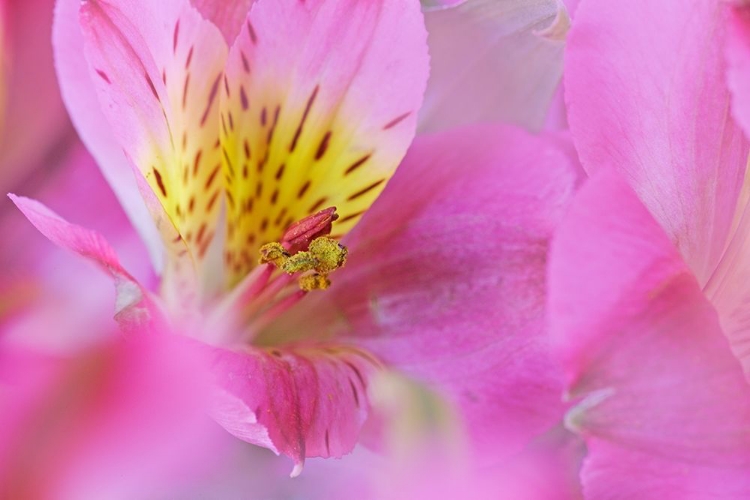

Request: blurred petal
left=549, top=170, right=750, bottom=498
left=0, top=333, right=228, bottom=498
left=211, top=343, right=381, bottom=474
left=271, top=124, right=581, bottom=461
left=53, top=0, right=163, bottom=270
left=418, top=0, right=568, bottom=133
left=565, top=0, right=749, bottom=285
left=220, top=0, right=430, bottom=282
left=0, top=0, right=72, bottom=193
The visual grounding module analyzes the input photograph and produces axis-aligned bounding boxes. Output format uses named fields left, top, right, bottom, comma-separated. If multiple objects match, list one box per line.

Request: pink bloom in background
left=0, top=0, right=584, bottom=490
left=549, top=0, right=750, bottom=497
left=0, top=330, right=229, bottom=498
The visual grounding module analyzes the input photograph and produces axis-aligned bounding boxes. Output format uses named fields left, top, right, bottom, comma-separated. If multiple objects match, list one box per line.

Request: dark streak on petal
left=185, top=45, right=194, bottom=68
left=297, top=180, right=311, bottom=198
left=383, top=111, right=411, bottom=130
left=206, top=190, right=220, bottom=212
left=275, top=163, right=285, bottom=180
left=344, top=154, right=371, bottom=176
left=347, top=179, right=385, bottom=201
left=246, top=20, right=257, bottom=44
left=240, top=51, right=251, bottom=73
left=153, top=168, right=167, bottom=197
left=289, top=85, right=319, bottom=152
left=193, top=150, right=203, bottom=177
left=270, top=189, right=279, bottom=205
left=314, top=131, right=331, bottom=160
left=200, top=73, right=223, bottom=127
left=240, top=85, right=249, bottom=110
left=173, top=19, right=180, bottom=54
left=95, top=68, right=111, bottom=84
left=205, top=164, right=221, bottom=190
left=144, top=71, right=159, bottom=101
left=339, top=210, right=365, bottom=224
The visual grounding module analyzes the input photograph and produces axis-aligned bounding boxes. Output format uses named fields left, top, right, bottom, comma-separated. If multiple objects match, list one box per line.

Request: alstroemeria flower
left=548, top=0, right=750, bottom=496
left=17, top=0, right=582, bottom=475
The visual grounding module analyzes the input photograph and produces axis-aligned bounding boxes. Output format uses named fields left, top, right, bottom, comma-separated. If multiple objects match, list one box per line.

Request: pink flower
left=14, top=0, right=581, bottom=478
left=549, top=0, right=750, bottom=496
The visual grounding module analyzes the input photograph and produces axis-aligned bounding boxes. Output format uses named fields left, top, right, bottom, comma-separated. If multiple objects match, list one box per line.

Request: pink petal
left=190, top=0, right=254, bottom=43
left=0, top=0, right=71, bottom=194
left=565, top=0, right=749, bottom=285
left=53, top=0, right=162, bottom=270
left=726, top=4, right=750, bottom=139
left=418, top=0, right=568, bottom=133
left=220, top=0, right=430, bottom=280
left=269, top=124, right=582, bottom=461
left=210, top=342, right=381, bottom=474
left=549, top=170, right=750, bottom=497
left=0, top=333, right=229, bottom=497
left=77, top=0, right=229, bottom=290
left=8, top=195, right=158, bottom=329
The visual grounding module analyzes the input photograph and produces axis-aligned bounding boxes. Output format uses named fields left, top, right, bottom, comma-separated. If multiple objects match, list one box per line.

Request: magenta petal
left=549, top=170, right=750, bottom=497
left=272, top=124, right=582, bottom=461
left=211, top=343, right=381, bottom=474
left=9, top=195, right=156, bottom=328
left=565, top=0, right=749, bottom=285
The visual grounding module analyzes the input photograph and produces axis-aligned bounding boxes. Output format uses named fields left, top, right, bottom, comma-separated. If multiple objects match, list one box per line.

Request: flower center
left=205, top=207, right=347, bottom=345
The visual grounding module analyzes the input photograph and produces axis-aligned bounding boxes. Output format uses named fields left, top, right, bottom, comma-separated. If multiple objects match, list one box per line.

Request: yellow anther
left=307, top=237, right=348, bottom=273
left=258, top=236, right=347, bottom=292
left=283, top=251, right=320, bottom=274
left=258, top=242, right=289, bottom=267
left=299, top=273, right=331, bottom=291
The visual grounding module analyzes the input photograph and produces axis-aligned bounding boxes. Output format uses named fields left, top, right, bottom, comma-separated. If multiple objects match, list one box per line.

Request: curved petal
left=418, top=0, right=568, bottom=133
left=549, top=170, right=750, bottom=498
left=53, top=0, right=162, bottom=271
left=190, top=0, right=254, bottom=44
left=268, top=124, right=582, bottom=461
left=220, top=0, right=430, bottom=283
left=210, top=342, right=381, bottom=475
left=77, top=0, right=229, bottom=295
left=565, top=0, right=749, bottom=285
left=8, top=195, right=160, bottom=330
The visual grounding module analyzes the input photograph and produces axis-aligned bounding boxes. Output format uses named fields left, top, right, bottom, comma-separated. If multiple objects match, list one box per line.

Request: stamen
left=209, top=208, right=346, bottom=344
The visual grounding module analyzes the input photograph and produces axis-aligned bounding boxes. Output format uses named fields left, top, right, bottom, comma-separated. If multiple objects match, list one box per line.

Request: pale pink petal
left=726, top=5, right=750, bottom=139
left=549, top=170, right=750, bottom=497
left=190, top=0, right=254, bottom=43
left=53, top=0, right=162, bottom=269
left=220, top=0, right=430, bottom=282
left=565, top=0, right=749, bottom=285
left=0, top=0, right=72, bottom=194
left=418, top=0, right=568, bottom=133
left=77, top=0, right=229, bottom=293
left=211, top=342, right=381, bottom=474
left=8, top=195, right=160, bottom=329
left=269, top=124, right=582, bottom=461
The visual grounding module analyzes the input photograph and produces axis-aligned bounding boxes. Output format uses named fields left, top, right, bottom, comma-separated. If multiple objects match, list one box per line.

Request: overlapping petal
left=271, top=124, right=581, bottom=461
left=419, top=0, right=568, bottom=133
left=565, top=0, right=749, bottom=285
left=549, top=170, right=750, bottom=498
